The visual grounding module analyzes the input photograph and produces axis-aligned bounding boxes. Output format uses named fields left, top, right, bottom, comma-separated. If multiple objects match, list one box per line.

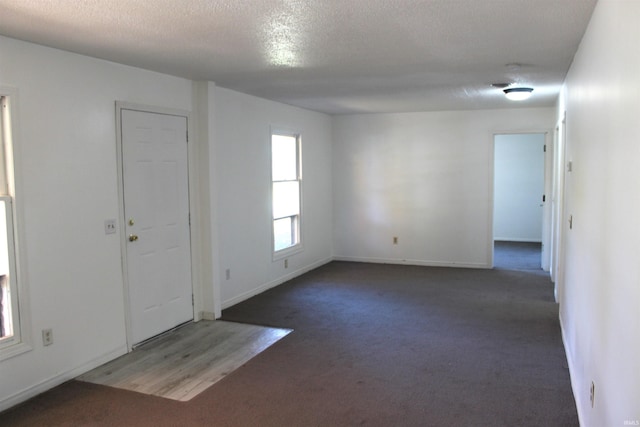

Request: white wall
left=0, top=35, right=194, bottom=409
left=493, top=133, right=545, bottom=242
left=332, top=109, right=553, bottom=268
left=558, top=0, right=640, bottom=425
left=212, top=87, right=333, bottom=308
left=0, top=36, right=333, bottom=411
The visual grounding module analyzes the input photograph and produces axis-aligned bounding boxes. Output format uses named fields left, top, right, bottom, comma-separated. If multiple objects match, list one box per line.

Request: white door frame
left=489, top=129, right=552, bottom=269
left=550, top=113, right=568, bottom=302
left=115, top=101, right=200, bottom=350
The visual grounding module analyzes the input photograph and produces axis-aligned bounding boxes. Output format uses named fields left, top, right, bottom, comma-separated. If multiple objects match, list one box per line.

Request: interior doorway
left=493, top=133, right=546, bottom=270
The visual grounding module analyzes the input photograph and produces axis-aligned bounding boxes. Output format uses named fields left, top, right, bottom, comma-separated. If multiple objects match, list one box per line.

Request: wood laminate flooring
left=77, top=320, right=292, bottom=401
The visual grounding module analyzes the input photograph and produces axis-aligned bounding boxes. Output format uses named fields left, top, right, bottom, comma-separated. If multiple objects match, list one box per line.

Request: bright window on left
left=0, top=94, right=24, bottom=357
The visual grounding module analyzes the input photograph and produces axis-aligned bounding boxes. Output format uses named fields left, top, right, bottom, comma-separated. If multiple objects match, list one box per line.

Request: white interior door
left=121, top=108, right=193, bottom=345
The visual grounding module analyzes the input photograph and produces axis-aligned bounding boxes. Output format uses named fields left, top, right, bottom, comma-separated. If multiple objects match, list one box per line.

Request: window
left=271, top=132, right=301, bottom=256
left=0, top=94, right=26, bottom=359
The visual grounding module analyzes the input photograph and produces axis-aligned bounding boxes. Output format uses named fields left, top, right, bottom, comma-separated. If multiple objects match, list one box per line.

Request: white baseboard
left=222, top=256, right=491, bottom=311
left=493, top=238, right=542, bottom=243
left=199, top=311, right=216, bottom=321
left=559, top=312, right=583, bottom=427
left=332, top=255, right=490, bottom=270
left=221, top=257, right=332, bottom=310
left=0, top=345, right=127, bottom=413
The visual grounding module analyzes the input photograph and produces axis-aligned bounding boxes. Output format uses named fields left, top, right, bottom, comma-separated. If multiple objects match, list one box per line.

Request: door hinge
left=186, top=130, right=189, bottom=143
left=188, top=213, right=191, bottom=226
left=542, top=194, right=546, bottom=202
left=192, top=294, right=194, bottom=306
left=543, top=144, right=546, bottom=152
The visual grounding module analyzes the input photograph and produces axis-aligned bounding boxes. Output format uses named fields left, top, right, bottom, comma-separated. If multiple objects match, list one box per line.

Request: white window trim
left=0, top=89, right=32, bottom=361
left=271, top=128, right=303, bottom=261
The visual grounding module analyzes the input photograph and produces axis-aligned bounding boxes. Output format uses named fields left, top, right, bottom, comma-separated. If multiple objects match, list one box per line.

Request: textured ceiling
left=0, top=0, right=597, bottom=114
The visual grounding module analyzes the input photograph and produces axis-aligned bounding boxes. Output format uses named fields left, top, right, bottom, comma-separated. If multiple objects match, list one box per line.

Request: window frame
left=0, top=91, right=31, bottom=361
left=271, top=129, right=303, bottom=261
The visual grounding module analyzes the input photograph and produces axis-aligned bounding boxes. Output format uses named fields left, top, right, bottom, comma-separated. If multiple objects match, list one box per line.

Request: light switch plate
left=105, top=219, right=117, bottom=235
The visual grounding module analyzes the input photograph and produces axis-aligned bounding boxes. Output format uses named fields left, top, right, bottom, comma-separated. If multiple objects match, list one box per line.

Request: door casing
left=115, top=102, right=199, bottom=350
left=489, top=130, right=552, bottom=270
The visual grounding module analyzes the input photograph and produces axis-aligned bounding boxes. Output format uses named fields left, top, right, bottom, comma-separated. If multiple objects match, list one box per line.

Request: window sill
left=0, top=340, right=32, bottom=362
left=273, top=244, right=303, bottom=262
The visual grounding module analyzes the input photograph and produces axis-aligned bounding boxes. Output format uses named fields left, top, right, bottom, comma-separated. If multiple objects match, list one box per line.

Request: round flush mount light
left=504, top=87, right=533, bottom=101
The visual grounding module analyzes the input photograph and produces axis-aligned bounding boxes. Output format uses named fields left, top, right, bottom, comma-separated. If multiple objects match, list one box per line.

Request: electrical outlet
left=393, top=236, right=398, bottom=244
left=590, top=381, right=595, bottom=408
left=225, top=269, right=231, bottom=280
left=284, top=259, right=288, bottom=269
left=42, top=329, right=53, bottom=346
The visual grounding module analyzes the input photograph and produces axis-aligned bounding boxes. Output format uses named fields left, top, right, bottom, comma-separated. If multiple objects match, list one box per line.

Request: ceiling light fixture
left=503, top=87, right=533, bottom=101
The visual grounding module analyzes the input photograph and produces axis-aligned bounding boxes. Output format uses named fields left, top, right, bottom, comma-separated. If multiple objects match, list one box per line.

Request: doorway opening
left=493, top=133, right=546, bottom=270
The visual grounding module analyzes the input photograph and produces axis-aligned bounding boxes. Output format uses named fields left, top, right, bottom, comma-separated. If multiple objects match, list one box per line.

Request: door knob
left=129, top=234, right=139, bottom=242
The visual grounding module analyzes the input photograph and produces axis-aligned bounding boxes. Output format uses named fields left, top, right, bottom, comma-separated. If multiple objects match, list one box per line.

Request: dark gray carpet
left=1, top=261, right=577, bottom=426
left=494, top=240, right=542, bottom=271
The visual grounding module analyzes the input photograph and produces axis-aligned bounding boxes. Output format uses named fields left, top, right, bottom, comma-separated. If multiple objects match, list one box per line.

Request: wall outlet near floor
left=590, top=381, right=595, bottom=408
left=284, top=259, right=288, bottom=269
left=42, top=329, right=53, bottom=346
left=393, top=236, right=398, bottom=244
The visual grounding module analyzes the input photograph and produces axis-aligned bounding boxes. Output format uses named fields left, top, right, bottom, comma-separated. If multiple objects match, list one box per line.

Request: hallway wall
left=558, top=0, right=640, bottom=424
